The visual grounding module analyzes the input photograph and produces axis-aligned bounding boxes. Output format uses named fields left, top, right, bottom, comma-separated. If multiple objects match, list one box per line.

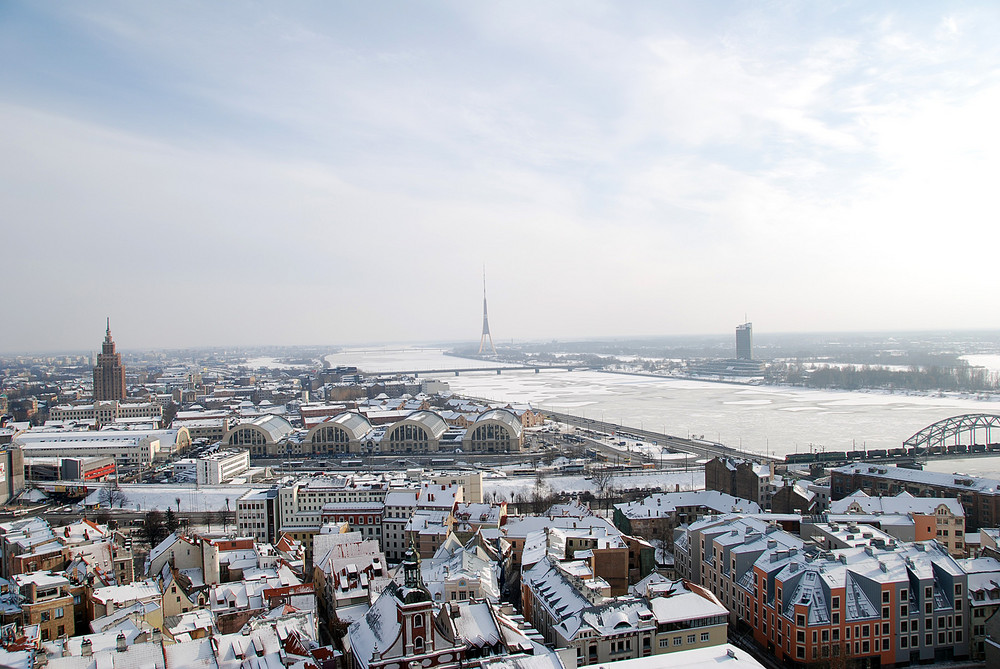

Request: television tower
left=478, top=268, right=497, bottom=355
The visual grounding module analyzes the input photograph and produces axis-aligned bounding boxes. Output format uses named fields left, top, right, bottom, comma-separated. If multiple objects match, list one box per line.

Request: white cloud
left=3, top=2, right=1000, bottom=350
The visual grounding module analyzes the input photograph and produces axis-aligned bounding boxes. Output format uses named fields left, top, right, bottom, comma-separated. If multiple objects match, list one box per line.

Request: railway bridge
left=904, top=413, right=1000, bottom=451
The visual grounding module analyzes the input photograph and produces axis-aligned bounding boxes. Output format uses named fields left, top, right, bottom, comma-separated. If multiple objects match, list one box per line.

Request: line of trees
left=769, top=362, right=999, bottom=392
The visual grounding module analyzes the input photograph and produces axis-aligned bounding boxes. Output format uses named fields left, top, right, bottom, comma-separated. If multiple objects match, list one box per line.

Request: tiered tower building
left=93, top=318, right=126, bottom=401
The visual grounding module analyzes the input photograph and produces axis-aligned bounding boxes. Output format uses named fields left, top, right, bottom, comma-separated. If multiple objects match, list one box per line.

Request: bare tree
left=591, top=468, right=614, bottom=512
left=98, top=480, right=129, bottom=509
left=213, top=509, right=229, bottom=533
left=531, top=470, right=551, bottom=514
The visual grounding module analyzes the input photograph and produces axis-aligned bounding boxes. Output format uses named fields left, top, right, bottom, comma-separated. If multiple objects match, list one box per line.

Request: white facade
left=195, top=449, right=250, bottom=485
left=14, top=432, right=158, bottom=471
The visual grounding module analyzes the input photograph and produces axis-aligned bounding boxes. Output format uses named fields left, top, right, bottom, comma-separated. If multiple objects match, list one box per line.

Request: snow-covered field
left=483, top=470, right=704, bottom=500
left=243, top=357, right=317, bottom=370
left=84, top=484, right=262, bottom=512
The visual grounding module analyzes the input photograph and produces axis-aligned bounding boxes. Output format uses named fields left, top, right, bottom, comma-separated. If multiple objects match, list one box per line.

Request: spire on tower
left=478, top=267, right=497, bottom=356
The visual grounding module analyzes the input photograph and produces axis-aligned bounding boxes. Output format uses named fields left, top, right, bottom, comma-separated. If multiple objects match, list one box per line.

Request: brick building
left=831, top=464, right=1000, bottom=531
left=678, top=515, right=970, bottom=665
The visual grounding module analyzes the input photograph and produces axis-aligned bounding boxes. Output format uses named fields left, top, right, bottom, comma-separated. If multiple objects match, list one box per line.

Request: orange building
left=682, top=515, right=971, bottom=666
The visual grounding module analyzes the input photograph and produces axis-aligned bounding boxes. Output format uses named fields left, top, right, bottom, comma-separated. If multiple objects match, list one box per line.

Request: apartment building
left=960, top=556, right=1000, bottom=661
left=321, top=501, right=385, bottom=543
left=172, top=448, right=250, bottom=485
left=680, top=515, right=970, bottom=665
left=830, top=490, right=967, bottom=556
left=521, top=557, right=728, bottom=665
left=383, top=489, right=419, bottom=563
left=831, top=464, right=1000, bottom=531
left=705, top=457, right=779, bottom=509
left=49, top=400, right=163, bottom=425
left=14, top=571, right=75, bottom=641
left=613, top=491, right=762, bottom=550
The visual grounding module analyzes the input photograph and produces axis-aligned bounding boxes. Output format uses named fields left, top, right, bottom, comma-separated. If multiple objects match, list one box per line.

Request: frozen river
left=327, top=349, right=1000, bottom=463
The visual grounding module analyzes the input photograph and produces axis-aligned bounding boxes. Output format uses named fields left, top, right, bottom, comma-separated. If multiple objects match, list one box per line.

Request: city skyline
left=3, top=2, right=1000, bottom=350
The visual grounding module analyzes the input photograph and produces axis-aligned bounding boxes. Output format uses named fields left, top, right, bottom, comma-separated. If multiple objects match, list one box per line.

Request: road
left=546, top=410, right=781, bottom=463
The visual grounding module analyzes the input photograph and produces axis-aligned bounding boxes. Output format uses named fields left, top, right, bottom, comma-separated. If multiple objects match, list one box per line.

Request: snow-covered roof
left=469, top=409, right=523, bottom=437
left=833, top=463, right=1000, bottom=494
left=452, top=601, right=501, bottom=647
left=830, top=490, right=965, bottom=516
left=615, top=491, right=762, bottom=519
left=318, top=412, right=374, bottom=440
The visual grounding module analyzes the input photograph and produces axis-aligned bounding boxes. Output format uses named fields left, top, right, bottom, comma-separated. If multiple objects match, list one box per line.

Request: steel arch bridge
left=903, top=413, right=1000, bottom=449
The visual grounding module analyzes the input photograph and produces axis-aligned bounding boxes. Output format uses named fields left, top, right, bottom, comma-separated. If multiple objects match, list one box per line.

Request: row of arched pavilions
left=221, top=408, right=525, bottom=457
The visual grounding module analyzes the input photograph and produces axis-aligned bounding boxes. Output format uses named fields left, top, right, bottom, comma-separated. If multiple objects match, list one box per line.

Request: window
left=414, top=614, right=424, bottom=628
left=883, top=591, right=890, bottom=603
left=701, top=633, right=710, bottom=642
left=55, top=608, right=63, bottom=618
left=414, top=637, right=424, bottom=652
left=40, top=612, right=50, bottom=622
left=659, top=639, right=668, bottom=648
left=687, top=635, right=695, bottom=644
left=832, top=596, right=840, bottom=610
left=673, top=637, right=682, bottom=646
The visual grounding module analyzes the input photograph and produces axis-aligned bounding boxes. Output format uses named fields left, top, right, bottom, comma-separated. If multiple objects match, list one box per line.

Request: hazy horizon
left=5, top=326, right=1000, bottom=358
left=3, top=2, right=1000, bottom=351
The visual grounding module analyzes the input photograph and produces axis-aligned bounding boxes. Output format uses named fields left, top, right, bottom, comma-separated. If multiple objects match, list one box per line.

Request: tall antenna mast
left=478, top=266, right=497, bottom=355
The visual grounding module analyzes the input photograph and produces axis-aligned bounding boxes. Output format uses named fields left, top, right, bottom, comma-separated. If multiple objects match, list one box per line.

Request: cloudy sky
left=3, top=1, right=999, bottom=352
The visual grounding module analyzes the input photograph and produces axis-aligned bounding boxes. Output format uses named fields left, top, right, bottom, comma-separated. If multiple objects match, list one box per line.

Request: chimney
left=152, top=628, right=162, bottom=643
left=117, top=632, right=127, bottom=652
left=82, top=638, right=93, bottom=657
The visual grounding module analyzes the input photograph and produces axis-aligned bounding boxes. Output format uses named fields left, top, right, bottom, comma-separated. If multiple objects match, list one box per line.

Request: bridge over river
left=391, top=364, right=597, bottom=376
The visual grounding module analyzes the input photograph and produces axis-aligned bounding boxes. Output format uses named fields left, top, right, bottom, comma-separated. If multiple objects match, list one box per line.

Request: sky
left=3, top=1, right=1000, bottom=352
